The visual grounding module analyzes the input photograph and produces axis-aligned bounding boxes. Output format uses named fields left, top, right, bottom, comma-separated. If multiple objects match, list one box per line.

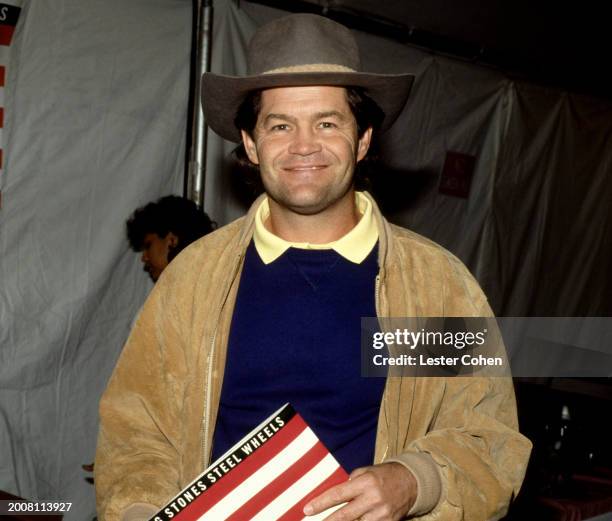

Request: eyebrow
left=262, top=113, right=297, bottom=125
left=315, top=110, right=348, bottom=121
left=262, top=110, right=348, bottom=126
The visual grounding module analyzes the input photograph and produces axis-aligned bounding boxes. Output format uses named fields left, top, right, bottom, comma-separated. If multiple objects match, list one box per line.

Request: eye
left=270, top=123, right=290, bottom=131
left=319, top=121, right=337, bottom=129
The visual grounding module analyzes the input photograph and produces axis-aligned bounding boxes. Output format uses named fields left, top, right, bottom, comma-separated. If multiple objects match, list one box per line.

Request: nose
left=141, top=250, right=148, bottom=263
left=288, top=127, right=321, bottom=156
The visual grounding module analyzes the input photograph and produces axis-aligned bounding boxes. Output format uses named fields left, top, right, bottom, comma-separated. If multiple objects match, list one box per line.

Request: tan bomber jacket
left=96, top=193, right=532, bottom=521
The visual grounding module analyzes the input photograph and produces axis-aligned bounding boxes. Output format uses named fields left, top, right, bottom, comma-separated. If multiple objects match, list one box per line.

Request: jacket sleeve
left=383, top=242, right=532, bottom=520
left=95, top=275, right=186, bottom=521
left=391, top=375, right=531, bottom=520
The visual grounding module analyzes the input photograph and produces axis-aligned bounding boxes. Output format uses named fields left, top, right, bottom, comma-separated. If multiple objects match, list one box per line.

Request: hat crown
left=246, top=14, right=361, bottom=75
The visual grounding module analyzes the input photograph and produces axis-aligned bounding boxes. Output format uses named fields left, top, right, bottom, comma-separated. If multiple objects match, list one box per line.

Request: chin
left=276, top=186, right=350, bottom=214
left=280, top=196, right=333, bottom=216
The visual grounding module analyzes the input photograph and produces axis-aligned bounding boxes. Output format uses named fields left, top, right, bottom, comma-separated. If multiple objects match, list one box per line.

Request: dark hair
left=232, top=87, right=384, bottom=193
left=126, top=195, right=217, bottom=261
left=234, top=86, right=383, bottom=141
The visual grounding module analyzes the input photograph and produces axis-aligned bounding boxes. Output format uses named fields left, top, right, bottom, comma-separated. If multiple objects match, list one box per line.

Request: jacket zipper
left=201, top=253, right=244, bottom=468
left=375, top=273, right=381, bottom=316
left=375, top=270, right=390, bottom=461
left=201, top=329, right=218, bottom=466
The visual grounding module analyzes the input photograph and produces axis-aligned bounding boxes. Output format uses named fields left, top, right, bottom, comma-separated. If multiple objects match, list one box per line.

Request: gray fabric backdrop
left=1, top=1, right=610, bottom=519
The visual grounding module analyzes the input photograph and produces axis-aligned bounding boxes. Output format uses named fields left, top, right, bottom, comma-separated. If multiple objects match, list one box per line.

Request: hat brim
left=201, top=71, right=414, bottom=143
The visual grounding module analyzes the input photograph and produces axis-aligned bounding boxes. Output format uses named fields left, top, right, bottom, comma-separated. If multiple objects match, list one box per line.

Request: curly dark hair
left=126, top=195, right=217, bottom=261
left=232, top=86, right=384, bottom=194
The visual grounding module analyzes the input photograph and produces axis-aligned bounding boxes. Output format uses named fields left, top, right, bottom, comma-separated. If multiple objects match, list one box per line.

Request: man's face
left=140, top=232, right=176, bottom=282
left=241, top=86, right=372, bottom=217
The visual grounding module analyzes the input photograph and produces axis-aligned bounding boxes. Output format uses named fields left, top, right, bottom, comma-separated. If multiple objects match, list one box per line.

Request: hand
left=303, top=462, right=418, bottom=520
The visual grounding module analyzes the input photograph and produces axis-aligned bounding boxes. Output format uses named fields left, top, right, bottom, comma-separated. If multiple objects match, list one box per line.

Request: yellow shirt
left=253, top=191, right=378, bottom=264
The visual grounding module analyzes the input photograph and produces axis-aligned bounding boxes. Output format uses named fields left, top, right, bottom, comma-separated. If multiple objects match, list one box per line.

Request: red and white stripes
left=153, top=404, right=348, bottom=521
left=0, top=1, right=22, bottom=201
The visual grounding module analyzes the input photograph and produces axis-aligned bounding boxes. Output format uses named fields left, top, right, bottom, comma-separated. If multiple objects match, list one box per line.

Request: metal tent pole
left=185, top=0, right=213, bottom=208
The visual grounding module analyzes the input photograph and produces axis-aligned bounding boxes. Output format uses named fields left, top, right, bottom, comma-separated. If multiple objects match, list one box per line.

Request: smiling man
left=96, top=14, right=531, bottom=521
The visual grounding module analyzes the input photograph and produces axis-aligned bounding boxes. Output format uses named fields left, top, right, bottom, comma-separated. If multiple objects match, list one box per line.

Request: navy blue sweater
left=211, top=241, right=384, bottom=472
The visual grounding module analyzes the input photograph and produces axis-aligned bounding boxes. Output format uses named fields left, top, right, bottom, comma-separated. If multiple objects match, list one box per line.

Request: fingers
left=304, top=467, right=382, bottom=520
left=320, top=496, right=394, bottom=521
left=304, top=480, right=359, bottom=516
left=304, top=464, right=415, bottom=521
left=320, top=495, right=370, bottom=521
left=325, top=471, right=393, bottom=521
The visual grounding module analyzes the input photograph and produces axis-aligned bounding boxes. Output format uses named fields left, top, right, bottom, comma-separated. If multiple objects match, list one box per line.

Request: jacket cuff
left=120, top=502, right=159, bottom=521
left=384, top=452, right=442, bottom=517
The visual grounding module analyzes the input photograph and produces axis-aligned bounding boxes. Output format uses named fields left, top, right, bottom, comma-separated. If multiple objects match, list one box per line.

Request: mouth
left=144, top=265, right=155, bottom=279
left=282, top=164, right=329, bottom=172
left=144, top=266, right=157, bottom=282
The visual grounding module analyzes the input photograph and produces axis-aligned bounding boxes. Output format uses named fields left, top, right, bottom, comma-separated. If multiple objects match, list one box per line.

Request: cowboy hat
left=201, top=13, right=414, bottom=143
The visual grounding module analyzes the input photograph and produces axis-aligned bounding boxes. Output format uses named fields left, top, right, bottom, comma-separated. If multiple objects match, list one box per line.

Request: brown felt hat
left=201, top=13, right=414, bottom=143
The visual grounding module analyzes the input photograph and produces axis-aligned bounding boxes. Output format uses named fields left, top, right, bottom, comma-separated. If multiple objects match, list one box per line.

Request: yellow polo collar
left=253, top=192, right=378, bottom=265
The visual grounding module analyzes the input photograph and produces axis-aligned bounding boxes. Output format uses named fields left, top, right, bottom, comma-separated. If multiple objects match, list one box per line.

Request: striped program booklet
left=149, top=404, right=348, bottom=521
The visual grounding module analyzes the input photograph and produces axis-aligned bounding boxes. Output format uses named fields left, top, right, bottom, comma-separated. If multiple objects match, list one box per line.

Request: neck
left=266, top=191, right=360, bottom=244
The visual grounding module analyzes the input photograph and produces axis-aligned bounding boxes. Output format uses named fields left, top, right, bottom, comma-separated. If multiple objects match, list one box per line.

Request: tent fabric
left=0, top=1, right=610, bottom=520
left=205, top=0, right=612, bottom=316
left=1, top=1, right=191, bottom=519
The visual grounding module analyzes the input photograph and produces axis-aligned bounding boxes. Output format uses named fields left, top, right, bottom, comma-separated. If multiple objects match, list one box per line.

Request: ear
left=166, top=232, right=179, bottom=249
left=241, top=130, right=260, bottom=165
left=356, top=127, right=373, bottom=163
